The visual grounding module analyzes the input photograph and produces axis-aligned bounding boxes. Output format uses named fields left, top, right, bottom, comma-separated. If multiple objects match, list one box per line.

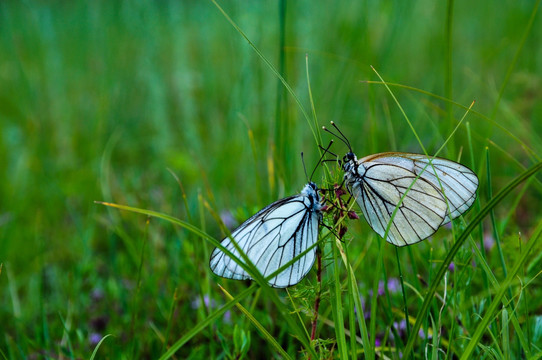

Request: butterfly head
left=342, top=152, right=357, bottom=171
left=303, top=182, right=319, bottom=198
left=302, top=182, right=322, bottom=211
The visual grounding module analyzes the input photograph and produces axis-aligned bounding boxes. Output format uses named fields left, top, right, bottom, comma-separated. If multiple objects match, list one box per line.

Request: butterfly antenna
left=318, top=144, right=338, bottom=158
left=330, top=121, right=353, bottom=151
left=310, top=140, right=334, bottom=181
left=322, top=123, right=351, bottom=152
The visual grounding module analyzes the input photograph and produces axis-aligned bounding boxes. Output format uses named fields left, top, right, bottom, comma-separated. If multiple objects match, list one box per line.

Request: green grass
left=1, top=0, right=542, bottom=358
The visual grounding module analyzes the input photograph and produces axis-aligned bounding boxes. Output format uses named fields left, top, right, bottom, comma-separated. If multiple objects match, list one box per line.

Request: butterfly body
left=342, top=151, right=478, bottom=246
left=210, top=182, right=322, bottom=288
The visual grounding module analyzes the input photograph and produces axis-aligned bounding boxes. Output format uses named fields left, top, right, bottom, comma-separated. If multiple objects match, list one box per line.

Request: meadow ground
left=1, top=1, right=542, bottom=358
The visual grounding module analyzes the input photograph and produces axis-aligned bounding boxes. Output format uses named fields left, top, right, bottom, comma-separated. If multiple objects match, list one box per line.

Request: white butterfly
left=342, top=151, right=478, bottom=246
left=210, top=182, right=322, bottom=288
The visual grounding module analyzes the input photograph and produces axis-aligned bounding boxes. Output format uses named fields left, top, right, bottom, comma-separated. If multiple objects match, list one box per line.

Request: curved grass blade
left=219, top=285, right=292, bottom=360
left=89, top=334, right=114, bottom=360
left=490, top=0, right=541, bottom=120
left=467, top=237, right=532, bottom=357
left=96, top=201, right=318, bottom=358
left=402, top=161, right=542, bottom=358
left=158, top=285, right=257, bottom=360
left=363, top=80, right=542, bottom=163
left=336, top=239, right=374, bottom=359
left=210, top=0, right=318, bottom=143
left=460, top=220, right=542, bottom=359
left=96, top=201, right=277, bottom=288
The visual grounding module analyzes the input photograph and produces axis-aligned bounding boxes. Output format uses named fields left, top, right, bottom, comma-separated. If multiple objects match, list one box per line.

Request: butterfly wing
left=404, top=154, right=479, bottom=223
left=209, top=184, right=321, bottom=288
left=345, top=152, right=478, bottom=246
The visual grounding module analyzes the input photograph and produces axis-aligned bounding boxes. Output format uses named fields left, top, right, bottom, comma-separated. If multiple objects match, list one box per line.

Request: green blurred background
left=1, top=0, right=541, bottom=357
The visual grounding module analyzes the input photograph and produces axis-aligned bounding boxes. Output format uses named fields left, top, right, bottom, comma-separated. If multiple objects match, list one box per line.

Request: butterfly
left=325, top=122, right=479, bottom=246
left=209, top=182, right=322, bottom=288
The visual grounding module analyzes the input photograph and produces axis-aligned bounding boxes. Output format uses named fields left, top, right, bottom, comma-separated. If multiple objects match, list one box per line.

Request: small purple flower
left=191, top=295, right=216, bottom=310
left=377, top=278, right=401, bottom=296
left=91, top=288, right=104, bottom=302
left=387, top=278, right=401, bottom=293
left=389, top=319, right=408, bottom=340
left=89, top=333, right=102, bottom=346
left=375, top=336, right=381, bottom=347
left=220, top=210, right=237, bottom=229
left=448, top=262, right=455, bottom=272
left=483, top=233, right=495, bottom=251
left=419, top=328, right=432, bottom=339
left=378, top=281, right=385, bottom=296
left=395, top=319, right=407, bottom=334
left=223, top=310, right=232, bottom=323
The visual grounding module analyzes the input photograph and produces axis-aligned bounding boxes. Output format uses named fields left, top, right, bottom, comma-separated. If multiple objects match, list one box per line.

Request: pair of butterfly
left=210, top=123, right=479, bottom=288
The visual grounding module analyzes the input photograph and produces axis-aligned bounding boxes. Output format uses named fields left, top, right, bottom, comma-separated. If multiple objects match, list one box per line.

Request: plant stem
left=310, top=250, right=322, bottom=342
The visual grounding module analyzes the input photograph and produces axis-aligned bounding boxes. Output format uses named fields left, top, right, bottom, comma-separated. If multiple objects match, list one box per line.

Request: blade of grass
left=402, top=160, right=542, bottom=358
left=128, top=219, right=150, bottom=359
left=219, top=285, right=293, bottom=360
left=445, top=0, right=455, bottom=152
left=336, top=239, right=374, bottom=359
left=305, top=54, right=324, bottom=149
left=161, top=287, right=179, bottom=354
left=158, top=285, right=257, bottom=360
left=211, top=0, right=318, bottom=143
left=363, top=81, right=542, bottom=163
left=331, top=239, right=349, bottom=359
left=395, top=246, right=411, bottom=346
left=460, top=219, right=542, bottom=359
left=467, top=122, right=491, bottom=302
left=90, top=334, right=114, bottom=360
left=99, top=131, right=140, bottom=266
left=486, top=148, right=511, bottom=299
left=346, top=248, right=357, bottom=360
left=287, top=289, right=311, bottom=342
left=490, top=0, right=541, bottom=121
left=369, top=235, right=384, bottom=356
left=467, top=236, right=532, bottom=357
left=502, top=306, right=510, bottom=360
left=96, top=201, right=319, bottom=358
left=370, top=66, right=428, bottom=156
left=274, top=0, right=289, bottom=184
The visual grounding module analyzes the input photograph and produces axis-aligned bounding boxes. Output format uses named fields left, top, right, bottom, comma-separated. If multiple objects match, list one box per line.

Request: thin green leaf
left=403, top=161, right=542, bottom=358
left=96, top=201, right=319, bottom=358
left=461, top=219, right=542, bottom=359
left=210, top=0, right=318, bottom=143
left=89, top=334, right=114, bottom=360
left=219, top=285, right=292, bottom=360
left=331, top=240, right=349, bottom=358
left=158, top=286, right=256, bottom=360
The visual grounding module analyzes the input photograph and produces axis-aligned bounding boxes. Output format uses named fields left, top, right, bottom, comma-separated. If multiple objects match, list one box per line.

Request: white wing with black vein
left=209, top=183, right=321, bottom=288
left=343, top=152, right=478, bottom=246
